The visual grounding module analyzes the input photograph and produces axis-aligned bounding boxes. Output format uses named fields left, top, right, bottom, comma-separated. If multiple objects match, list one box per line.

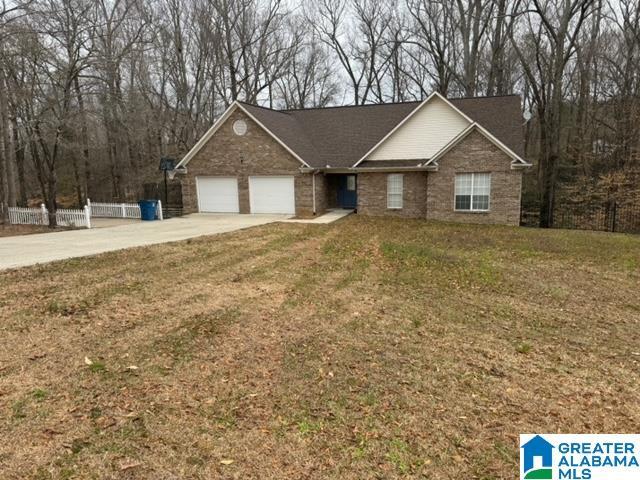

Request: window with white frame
left=455, top=173, right=490, bottom=211
left=387, top=174, right=403, bottom=209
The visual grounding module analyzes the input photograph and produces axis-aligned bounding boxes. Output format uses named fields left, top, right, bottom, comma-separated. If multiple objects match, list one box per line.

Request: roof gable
left=356, top=93, right=472, bottom=165
left=425, top=122, right=530, bottom=167
left=176, top=102, right=239, bottom=169
left=176, top=102, right=311, bottom=169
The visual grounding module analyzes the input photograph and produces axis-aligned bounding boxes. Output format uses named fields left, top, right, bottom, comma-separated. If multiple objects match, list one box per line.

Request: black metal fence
left=521, top=201, right=640, bottom=234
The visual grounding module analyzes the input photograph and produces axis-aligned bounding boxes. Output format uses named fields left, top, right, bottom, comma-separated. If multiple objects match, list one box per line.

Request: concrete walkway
left=0, top=214, right=287, bottom=270
left=285, top=209, right=354, bottom=224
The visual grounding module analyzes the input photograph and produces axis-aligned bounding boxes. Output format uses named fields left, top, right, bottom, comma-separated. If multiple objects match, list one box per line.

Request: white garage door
left=249, top=176, right=295, bottom=214
left=196, top=177, right=239, bottom=213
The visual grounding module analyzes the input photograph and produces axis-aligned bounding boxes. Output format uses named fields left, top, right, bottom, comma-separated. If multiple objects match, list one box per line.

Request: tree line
left=0, top=0, right=638, bottom=227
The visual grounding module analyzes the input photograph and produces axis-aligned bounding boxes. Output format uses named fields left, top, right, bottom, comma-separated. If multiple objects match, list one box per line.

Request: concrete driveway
left=0, top=214, right=287, bottom=270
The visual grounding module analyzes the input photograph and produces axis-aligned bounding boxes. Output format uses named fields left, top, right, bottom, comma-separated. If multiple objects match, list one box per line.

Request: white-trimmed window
left=455, top=173, right=490, bottom=211
left=387, top=174, right=403, bottom=209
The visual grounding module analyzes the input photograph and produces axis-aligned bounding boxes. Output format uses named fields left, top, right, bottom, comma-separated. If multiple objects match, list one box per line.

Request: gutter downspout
left=312, top=171, right=317, bottom=215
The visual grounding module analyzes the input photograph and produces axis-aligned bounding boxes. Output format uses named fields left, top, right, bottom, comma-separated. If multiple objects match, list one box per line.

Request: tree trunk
left=537, top=111, right=560, bottom=228
left=0, top=107, right=7, bottom=222
left=11, top=116, right=27, bottom=206
left=46, top=174, right=58, bottom=228
left=29, top=138, right=47, bottom=203
left=487, top=0, right=507, bottom=96
left=0, top=136, right=5, bottom=222
left=0, top=66, right=15, bottom=218
left=74, top=76, right=92, bottom=200
left=0, top=66, right=16, bottom=207
left=71, top=152, right=83, bottom=206
left=538, top=154, right=558, bottom=228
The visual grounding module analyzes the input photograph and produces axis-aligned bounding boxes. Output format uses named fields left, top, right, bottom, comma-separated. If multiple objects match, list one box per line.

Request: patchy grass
left=0, top=224, right=52, bottom=237
left=0, top=216, right=639, bottom=479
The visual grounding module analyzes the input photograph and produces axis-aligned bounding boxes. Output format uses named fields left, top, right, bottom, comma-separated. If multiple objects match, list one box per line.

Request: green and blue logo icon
left=521, top=435, right=554, bottom=479
left=520, top=434, right=640, bottom=479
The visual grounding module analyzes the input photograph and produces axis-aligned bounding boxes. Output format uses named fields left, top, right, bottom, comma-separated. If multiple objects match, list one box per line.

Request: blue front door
left=337, top=175, right=357, bottom=208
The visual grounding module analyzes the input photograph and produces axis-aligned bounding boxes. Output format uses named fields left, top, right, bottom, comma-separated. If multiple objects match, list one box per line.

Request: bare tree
left=309, top=0, right=395, bottom=105
left=509, top=0, right=597, bottom=227
left=275, top=25, right=338, bottom=109
left=209, top=0, right=292, bottom=105
left=451, top=0, right=495, bottom=96
left=93, top=0, right=149, bottom=200
left=566, top=0, right=602, bottom=176
left=0, top=0, right=31, bottom=218
left=485, top=0, right=515, bottom=95
left=599, top=0, right=640, bottom=170
left=406, top=0, right=457, bottom=95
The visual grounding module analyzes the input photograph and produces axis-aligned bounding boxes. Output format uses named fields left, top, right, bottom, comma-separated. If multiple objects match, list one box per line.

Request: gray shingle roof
left=239, top=95, right=524, bottom=168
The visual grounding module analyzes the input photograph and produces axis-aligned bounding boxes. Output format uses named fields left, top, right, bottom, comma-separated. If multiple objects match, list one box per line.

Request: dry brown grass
left=0, top=216, right=639, bottom=479
left=0, top=224, right=53, bottom=237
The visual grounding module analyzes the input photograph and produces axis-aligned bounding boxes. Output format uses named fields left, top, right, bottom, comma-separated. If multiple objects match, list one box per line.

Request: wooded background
left=1, top=0, right=639, bottom=227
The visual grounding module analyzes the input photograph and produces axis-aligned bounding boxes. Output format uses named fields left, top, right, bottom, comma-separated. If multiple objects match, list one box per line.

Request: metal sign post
left=159, top=157, right=176, bottom=208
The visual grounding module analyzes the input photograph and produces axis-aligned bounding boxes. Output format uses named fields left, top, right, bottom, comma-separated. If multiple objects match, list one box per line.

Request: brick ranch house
left=173, top=92, right=531, bottom=225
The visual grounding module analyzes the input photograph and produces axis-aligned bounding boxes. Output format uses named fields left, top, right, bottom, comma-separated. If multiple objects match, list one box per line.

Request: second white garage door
left=196, top=177, right=239, bottom=213
left=249, top=176, right=295, bottom=214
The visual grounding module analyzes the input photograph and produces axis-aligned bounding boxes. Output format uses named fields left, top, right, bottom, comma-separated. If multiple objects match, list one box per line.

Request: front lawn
left=0, top=216, right=638, bottom=479
left=0, top=224, right=52, bottom=237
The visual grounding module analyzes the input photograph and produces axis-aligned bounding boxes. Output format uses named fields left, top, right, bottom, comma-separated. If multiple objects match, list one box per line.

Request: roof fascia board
left=175, top=102, right=239, bottom=169
left=302, top=165, right=438, bottom=173
left=352, top=91, right=474, bottom=168
left=351, top=166, right=438, bottom=172
left=435, top=91, right=475, bottom=123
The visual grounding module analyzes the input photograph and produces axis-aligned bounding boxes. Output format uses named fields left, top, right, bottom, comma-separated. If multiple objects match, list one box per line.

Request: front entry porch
left=326, top=174, right=357, bottom=209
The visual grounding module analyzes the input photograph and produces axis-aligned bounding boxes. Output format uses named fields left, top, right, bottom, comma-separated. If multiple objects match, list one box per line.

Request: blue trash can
left=138, top=200, right=158, bottom=221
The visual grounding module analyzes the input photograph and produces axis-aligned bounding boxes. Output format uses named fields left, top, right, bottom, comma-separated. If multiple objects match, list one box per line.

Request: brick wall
left=181, top=107, right=522, bottom=225
left=181, top=109, right=324, bottom=217
left=356, top=131, right=522, bottom=225
left=357, top=172, right=428, bottom=218
left=426, top=130, right=522, bottom=225
left=295, top=172, right=328, bottom=217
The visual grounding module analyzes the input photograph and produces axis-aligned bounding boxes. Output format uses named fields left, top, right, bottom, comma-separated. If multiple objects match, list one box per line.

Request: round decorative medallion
left=233, top=119, right=248, bottom=136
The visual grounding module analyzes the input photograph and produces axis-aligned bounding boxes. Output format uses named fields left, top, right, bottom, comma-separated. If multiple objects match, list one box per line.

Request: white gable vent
left=233, top=119, right=248, bottom=136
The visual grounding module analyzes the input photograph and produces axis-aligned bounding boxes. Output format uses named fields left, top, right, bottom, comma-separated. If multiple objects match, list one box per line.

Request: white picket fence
left=8, top=206, right=48, bottom=226
left=8, top=204, right=91, bottom=228
left=88, top=199, right=140, bottom=219
left=6, top=199, right=162, bottom=229
left=57, top=207, right=91, bottom=228
left=87, top=199, right=163, bottom=221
